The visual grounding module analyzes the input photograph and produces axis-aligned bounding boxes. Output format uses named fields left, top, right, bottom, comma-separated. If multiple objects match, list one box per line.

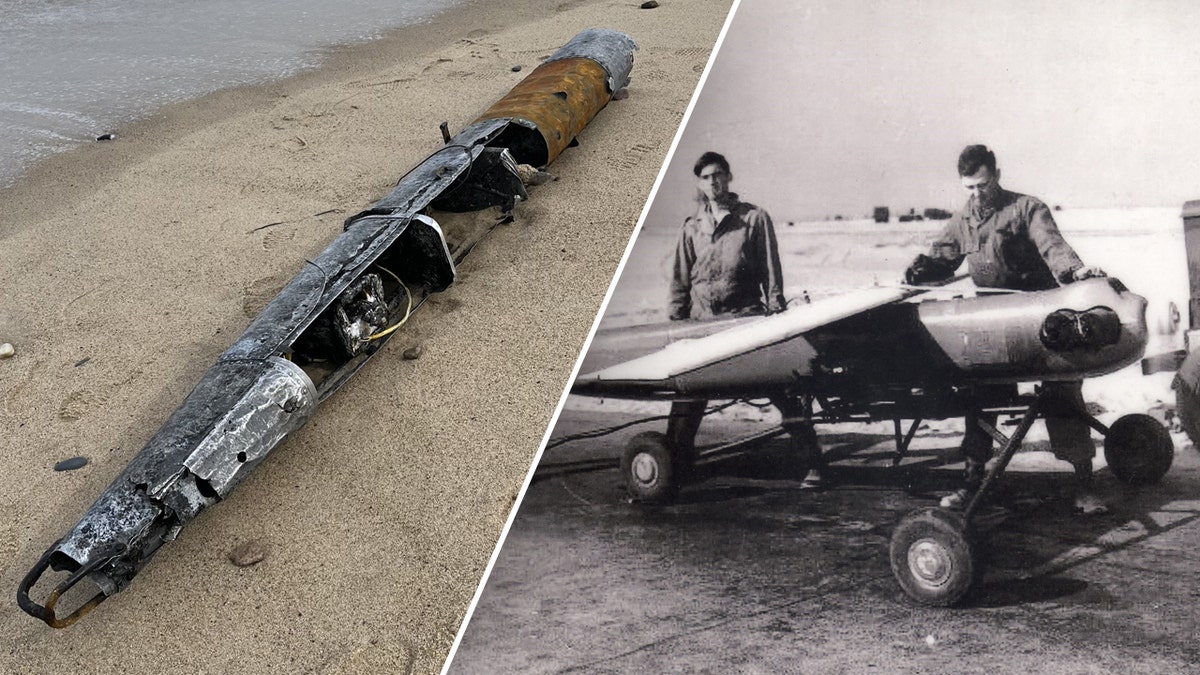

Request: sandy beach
left=0, top=0, right=731, bottom=672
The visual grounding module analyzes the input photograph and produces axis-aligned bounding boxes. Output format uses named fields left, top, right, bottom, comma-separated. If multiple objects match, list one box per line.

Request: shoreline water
left=0, top=0, right=733, bottom=671
left=0, top=0, right=628, bottom=238
left=0, top=0, right=473, bottom=192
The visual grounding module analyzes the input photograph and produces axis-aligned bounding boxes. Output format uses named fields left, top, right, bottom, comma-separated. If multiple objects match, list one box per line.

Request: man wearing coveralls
left=906, top=144, right=1108, bottom=513
left=666, top=152, right=822, bottom=487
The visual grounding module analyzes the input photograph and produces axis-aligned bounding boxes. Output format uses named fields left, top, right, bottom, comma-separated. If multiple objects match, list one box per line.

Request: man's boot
left=940, top=458, right=986, bottom=509
left=1071, top=458, right=1108, bottom=515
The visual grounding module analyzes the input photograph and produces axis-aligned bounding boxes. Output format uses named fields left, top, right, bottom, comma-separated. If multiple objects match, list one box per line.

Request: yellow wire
left=367, top=265, right=413, bottom=341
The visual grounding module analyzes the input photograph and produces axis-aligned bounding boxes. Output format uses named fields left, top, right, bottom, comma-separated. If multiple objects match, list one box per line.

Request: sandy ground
left=453, top=412, right=1200, bottom=674
left=0, top=0, right=732, bottom=672
left=449, top=209, right=1200, bottom=671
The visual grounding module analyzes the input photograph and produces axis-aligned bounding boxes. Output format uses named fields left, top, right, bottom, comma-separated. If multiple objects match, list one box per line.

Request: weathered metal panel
left=183, top=357, right=318, bottom=498
left=472, top=28, right=636, bottom=167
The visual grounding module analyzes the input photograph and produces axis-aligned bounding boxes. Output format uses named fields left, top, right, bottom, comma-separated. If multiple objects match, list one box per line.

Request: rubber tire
left=1104, top=413, right=1174, bottom=485
left=620, top=431, right=682, bottom=504
left=890, top=507, right=980, bottom=607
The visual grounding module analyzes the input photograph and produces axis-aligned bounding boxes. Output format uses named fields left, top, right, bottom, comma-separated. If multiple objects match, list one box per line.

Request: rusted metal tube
left=474, top=57, right=614, bottom=167
left=463, top=28, right=636, bottom=167
left=17, top=28, right=637, bottom=628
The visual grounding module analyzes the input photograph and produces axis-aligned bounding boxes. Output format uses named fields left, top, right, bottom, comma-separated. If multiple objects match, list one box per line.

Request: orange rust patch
left=473, top=57, right=612, bottom=166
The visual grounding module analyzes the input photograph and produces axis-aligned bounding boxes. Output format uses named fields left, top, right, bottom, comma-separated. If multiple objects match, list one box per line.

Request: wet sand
left=0, top=0, right=732, bottom=672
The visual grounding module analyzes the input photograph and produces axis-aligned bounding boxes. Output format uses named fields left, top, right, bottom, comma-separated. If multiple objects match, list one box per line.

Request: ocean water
left=0, top=0, right=465, bottom=189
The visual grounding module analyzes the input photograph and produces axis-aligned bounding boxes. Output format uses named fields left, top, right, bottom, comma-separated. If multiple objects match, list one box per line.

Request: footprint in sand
left=429, top=296, right=464, bottom=314
left=639, top=68, right=671, bottom=82
left=241, top=275, right=289, bottom=318
left=616, top=141, right=661, bottom=170
left=261, top=228, right=296, bottom=252
left=59, top=389, right=107, bottom=421
left=270, top=114, right=301, bottom=131
left=326, top=637, right=416, bottom=675
left=421, top=57, right=455, bottom=74
left=280, top=136, right=308, bottom=153
left=449, top=69, right=504, bottom=81
left=511, top=47, right=549, bottom=58
left=673, top=47, right=711, bottom=57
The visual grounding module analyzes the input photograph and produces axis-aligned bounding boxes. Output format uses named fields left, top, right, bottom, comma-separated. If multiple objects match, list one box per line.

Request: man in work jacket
left=905, top=144, right=1108, bottom=514
left=665, top=152, right=824, bottom=489
left=669, top=152, right=788, bottom=320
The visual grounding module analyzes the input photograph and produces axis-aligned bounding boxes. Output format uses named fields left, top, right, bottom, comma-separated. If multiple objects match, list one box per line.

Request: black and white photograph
left=448, top=0, right=1200, bottom=672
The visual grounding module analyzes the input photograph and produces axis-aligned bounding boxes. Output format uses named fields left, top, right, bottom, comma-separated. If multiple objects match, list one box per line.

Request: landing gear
left=889, top=508, right=980, bottom=607
left=620, top=432, right=682, bottom=504
left=620, top=399, right=704, bottom=503
left=618, top=397, right=817, bottom=503
left=889, top=393, right=1044, bottom=606
left=1104, top=413, right=1174, bottom=485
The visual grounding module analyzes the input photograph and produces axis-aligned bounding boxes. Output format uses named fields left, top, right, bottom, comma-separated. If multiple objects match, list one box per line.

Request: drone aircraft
left=569, top=275, right=1176, bottom=606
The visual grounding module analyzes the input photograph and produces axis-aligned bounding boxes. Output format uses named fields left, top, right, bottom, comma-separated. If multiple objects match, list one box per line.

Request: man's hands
left=904, top=254, right=955, bottom=285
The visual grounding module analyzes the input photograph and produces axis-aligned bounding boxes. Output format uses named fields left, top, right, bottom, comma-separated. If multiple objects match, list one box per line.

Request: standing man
left=905, top=144, right=1107, bottom=513
left=665, top=152, right=823, bottom=488
left=669, top=151, right=788, bottom=320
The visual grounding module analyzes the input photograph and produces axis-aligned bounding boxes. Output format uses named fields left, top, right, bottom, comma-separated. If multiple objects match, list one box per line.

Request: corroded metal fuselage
left=19, top=28, right=638, bottom=628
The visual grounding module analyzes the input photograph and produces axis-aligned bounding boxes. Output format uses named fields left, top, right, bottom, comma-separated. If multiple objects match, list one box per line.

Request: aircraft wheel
left=1104, top=413, right=1174, bottom=485
left=890, top=508, right=980, bottom=607
left=621, top=431, right=682, bottom=504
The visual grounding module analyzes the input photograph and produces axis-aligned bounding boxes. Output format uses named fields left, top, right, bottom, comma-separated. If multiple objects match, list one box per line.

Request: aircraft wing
left=574, top=285, right=920, bottom=398
left=573, top=278, right=1149, bottom=400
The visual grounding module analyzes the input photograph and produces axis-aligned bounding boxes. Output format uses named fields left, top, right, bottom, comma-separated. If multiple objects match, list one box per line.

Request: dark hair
left=693, top=151, right=731, bottom=176
left=957, top=144, right=997, bottom=177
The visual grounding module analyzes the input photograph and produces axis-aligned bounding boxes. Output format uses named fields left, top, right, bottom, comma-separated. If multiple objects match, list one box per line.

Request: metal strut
left=963, top=393, right=1045, bottom=523
left=891, top=418, right=923, bottom=466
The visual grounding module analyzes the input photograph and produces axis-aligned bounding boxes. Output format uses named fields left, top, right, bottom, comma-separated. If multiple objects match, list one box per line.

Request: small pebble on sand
left=511, top=65, right=523, bottom=72
left=0, top=343, right=14, bottom=359
left=54, top=457, right=89, bottom=472
left=403, top=345, right=424, bottom=360
left=640, top=0, right=660, bottom=8
left=229, top=541, right=268, bottom=567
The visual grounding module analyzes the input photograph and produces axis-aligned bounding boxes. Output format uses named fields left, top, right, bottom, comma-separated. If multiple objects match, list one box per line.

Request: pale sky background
left=646, top=0, right=1200, bottom=228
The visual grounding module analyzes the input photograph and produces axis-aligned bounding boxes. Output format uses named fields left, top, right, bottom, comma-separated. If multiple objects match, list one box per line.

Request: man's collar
left=697, top=192, right=741, bottom=218
left=968, top=188, right=1011, bottom=222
